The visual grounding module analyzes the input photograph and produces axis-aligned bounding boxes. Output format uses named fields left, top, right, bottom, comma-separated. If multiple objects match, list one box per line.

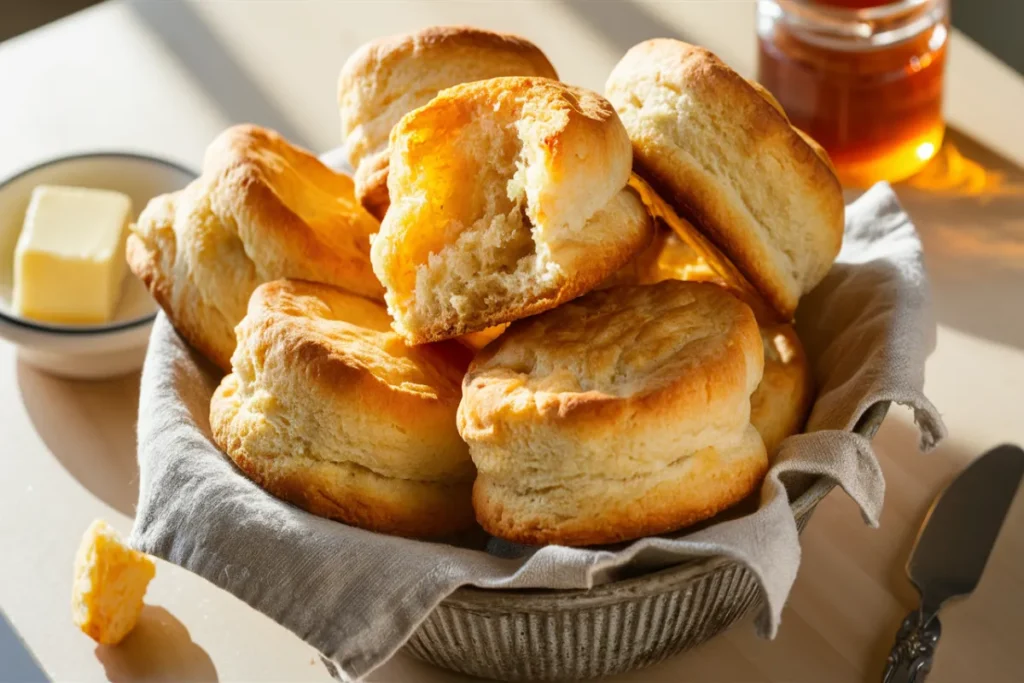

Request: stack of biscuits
left=129, top=27, right=840, bottom=546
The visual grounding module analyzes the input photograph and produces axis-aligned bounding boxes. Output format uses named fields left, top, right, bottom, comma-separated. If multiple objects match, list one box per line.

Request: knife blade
left=882, top=443, right=1024, bottom=683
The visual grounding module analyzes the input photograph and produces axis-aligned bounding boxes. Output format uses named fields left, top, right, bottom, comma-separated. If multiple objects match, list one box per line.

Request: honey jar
left=757, top=0, right=949, bottom=187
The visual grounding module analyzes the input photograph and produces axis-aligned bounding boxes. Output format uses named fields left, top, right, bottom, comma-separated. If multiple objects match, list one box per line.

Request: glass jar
left=757, top=0, right=950, bottom=187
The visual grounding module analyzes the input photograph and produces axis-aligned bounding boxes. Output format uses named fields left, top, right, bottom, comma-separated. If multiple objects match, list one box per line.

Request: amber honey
left=757, top=0, right=949, bottom=187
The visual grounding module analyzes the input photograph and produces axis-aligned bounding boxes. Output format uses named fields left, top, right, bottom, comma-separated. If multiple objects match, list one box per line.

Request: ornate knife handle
left=882, top=610, right=942, bottom=683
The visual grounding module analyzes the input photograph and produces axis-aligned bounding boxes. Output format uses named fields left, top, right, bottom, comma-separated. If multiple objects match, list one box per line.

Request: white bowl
left=0, top=153, right=196, bottom=379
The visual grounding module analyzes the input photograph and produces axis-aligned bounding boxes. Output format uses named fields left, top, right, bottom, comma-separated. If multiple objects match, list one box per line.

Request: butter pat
left=72, top=519, right=156, bottom=645
left=13, top=185, right=133, bottom=324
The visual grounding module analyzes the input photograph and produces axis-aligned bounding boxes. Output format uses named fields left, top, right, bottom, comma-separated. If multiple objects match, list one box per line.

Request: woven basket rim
left=443, top=400, right=891, bottom=610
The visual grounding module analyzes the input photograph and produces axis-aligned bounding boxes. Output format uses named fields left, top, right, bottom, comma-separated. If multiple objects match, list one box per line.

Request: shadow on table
left=127, top=1, right=309, bottom=148
left=16, top=362, right=141, bottom=517
left=370, top=652, right=480, bottom=683
left=556, top=0, right=693, bottom=55
left=861, top=417, right=973, bottom=682
left=96, top=605, right=218, bottom=683
left=895, top=126, right=1024, bottom=351
left=863, top=418, right=1024, bottom=683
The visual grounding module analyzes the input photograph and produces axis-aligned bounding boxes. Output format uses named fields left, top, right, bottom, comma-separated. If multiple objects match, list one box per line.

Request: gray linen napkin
left=130, top=182, right=945, bottom=681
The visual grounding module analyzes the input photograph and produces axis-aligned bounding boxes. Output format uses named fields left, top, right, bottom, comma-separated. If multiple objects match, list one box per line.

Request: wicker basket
left=403, top=402, right=890, bottom=681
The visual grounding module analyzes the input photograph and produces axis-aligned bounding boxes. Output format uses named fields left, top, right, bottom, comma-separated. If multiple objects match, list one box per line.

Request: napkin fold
left=131, top=183, right=945, bottom=681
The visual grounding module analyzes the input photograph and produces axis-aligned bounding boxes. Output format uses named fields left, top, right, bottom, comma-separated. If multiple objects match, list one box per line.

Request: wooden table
left=1, top=2, right=1022, bottom=681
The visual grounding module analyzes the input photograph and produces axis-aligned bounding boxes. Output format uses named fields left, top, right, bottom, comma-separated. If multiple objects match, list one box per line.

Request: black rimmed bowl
left=0, top=153, right=196, bottom=379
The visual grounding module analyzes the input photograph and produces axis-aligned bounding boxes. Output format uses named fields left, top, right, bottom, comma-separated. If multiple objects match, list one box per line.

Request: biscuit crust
left=472, top=427, right=767, bottom=546
left=127, top=124, right=382, bottom=371
left=606, top=39, right=844, bottom=319
left=210, top=279, right=476, bottom=538
left=609, top=231, right=815, bottom=457
left=458, top=281, right=767, bottom=546
left=373, top=77, right=652, bottom=344
left=751, top=324, right=815, bottom=457
left=339, top=26, right=558, bottom=218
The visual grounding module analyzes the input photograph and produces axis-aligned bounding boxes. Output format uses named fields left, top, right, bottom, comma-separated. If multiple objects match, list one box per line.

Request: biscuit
left=127, top=124, right=382, bottom=371
left=595, top=221, right=666, bottom=290
left=613, top=231, right=814, bottom=456
left=605, top=40, right=844, bottom=319
left=458, top=280, right=767, bottom=546
left=210, top=279, right=476, bottom=538
left=72, top=520, right=156, bottom=646
left=372, top=77, right=653, bottom=344
left=339, top=26, right=558, bottom=218
left=751, top=324, right=814, bottom=457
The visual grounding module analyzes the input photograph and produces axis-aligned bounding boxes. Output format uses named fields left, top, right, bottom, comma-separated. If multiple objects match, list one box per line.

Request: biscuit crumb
left=72, top=520, right=156, bottom=645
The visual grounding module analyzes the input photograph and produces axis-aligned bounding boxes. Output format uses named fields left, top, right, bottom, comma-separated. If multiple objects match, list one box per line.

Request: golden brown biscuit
left=72, top=520, right=156, bottom=646
left=127, top=124, right=383, bottom=371
left=210, top=279, right=476, bottom=538
left=372, top=77, right=653, bottom=344
left=610, top=227, right=811, bottom=456
left=339, top=26, right=558, bottom=219
left=751, top=324, right=814, bottom=457
left=458, top=280, right=767, bottom=546
left=605, top=40, right=844, bottom=319
left=613, top=229, right=814, bottom=456
left=595, top=221, right=666, bottom=290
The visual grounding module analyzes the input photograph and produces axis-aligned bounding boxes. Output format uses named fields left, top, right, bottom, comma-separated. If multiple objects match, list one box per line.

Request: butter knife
left=882, top=443, right=1024, bottom=683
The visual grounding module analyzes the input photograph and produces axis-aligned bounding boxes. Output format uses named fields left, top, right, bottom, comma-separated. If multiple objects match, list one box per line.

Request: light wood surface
left=1, top=2, right=1022, bottom=681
